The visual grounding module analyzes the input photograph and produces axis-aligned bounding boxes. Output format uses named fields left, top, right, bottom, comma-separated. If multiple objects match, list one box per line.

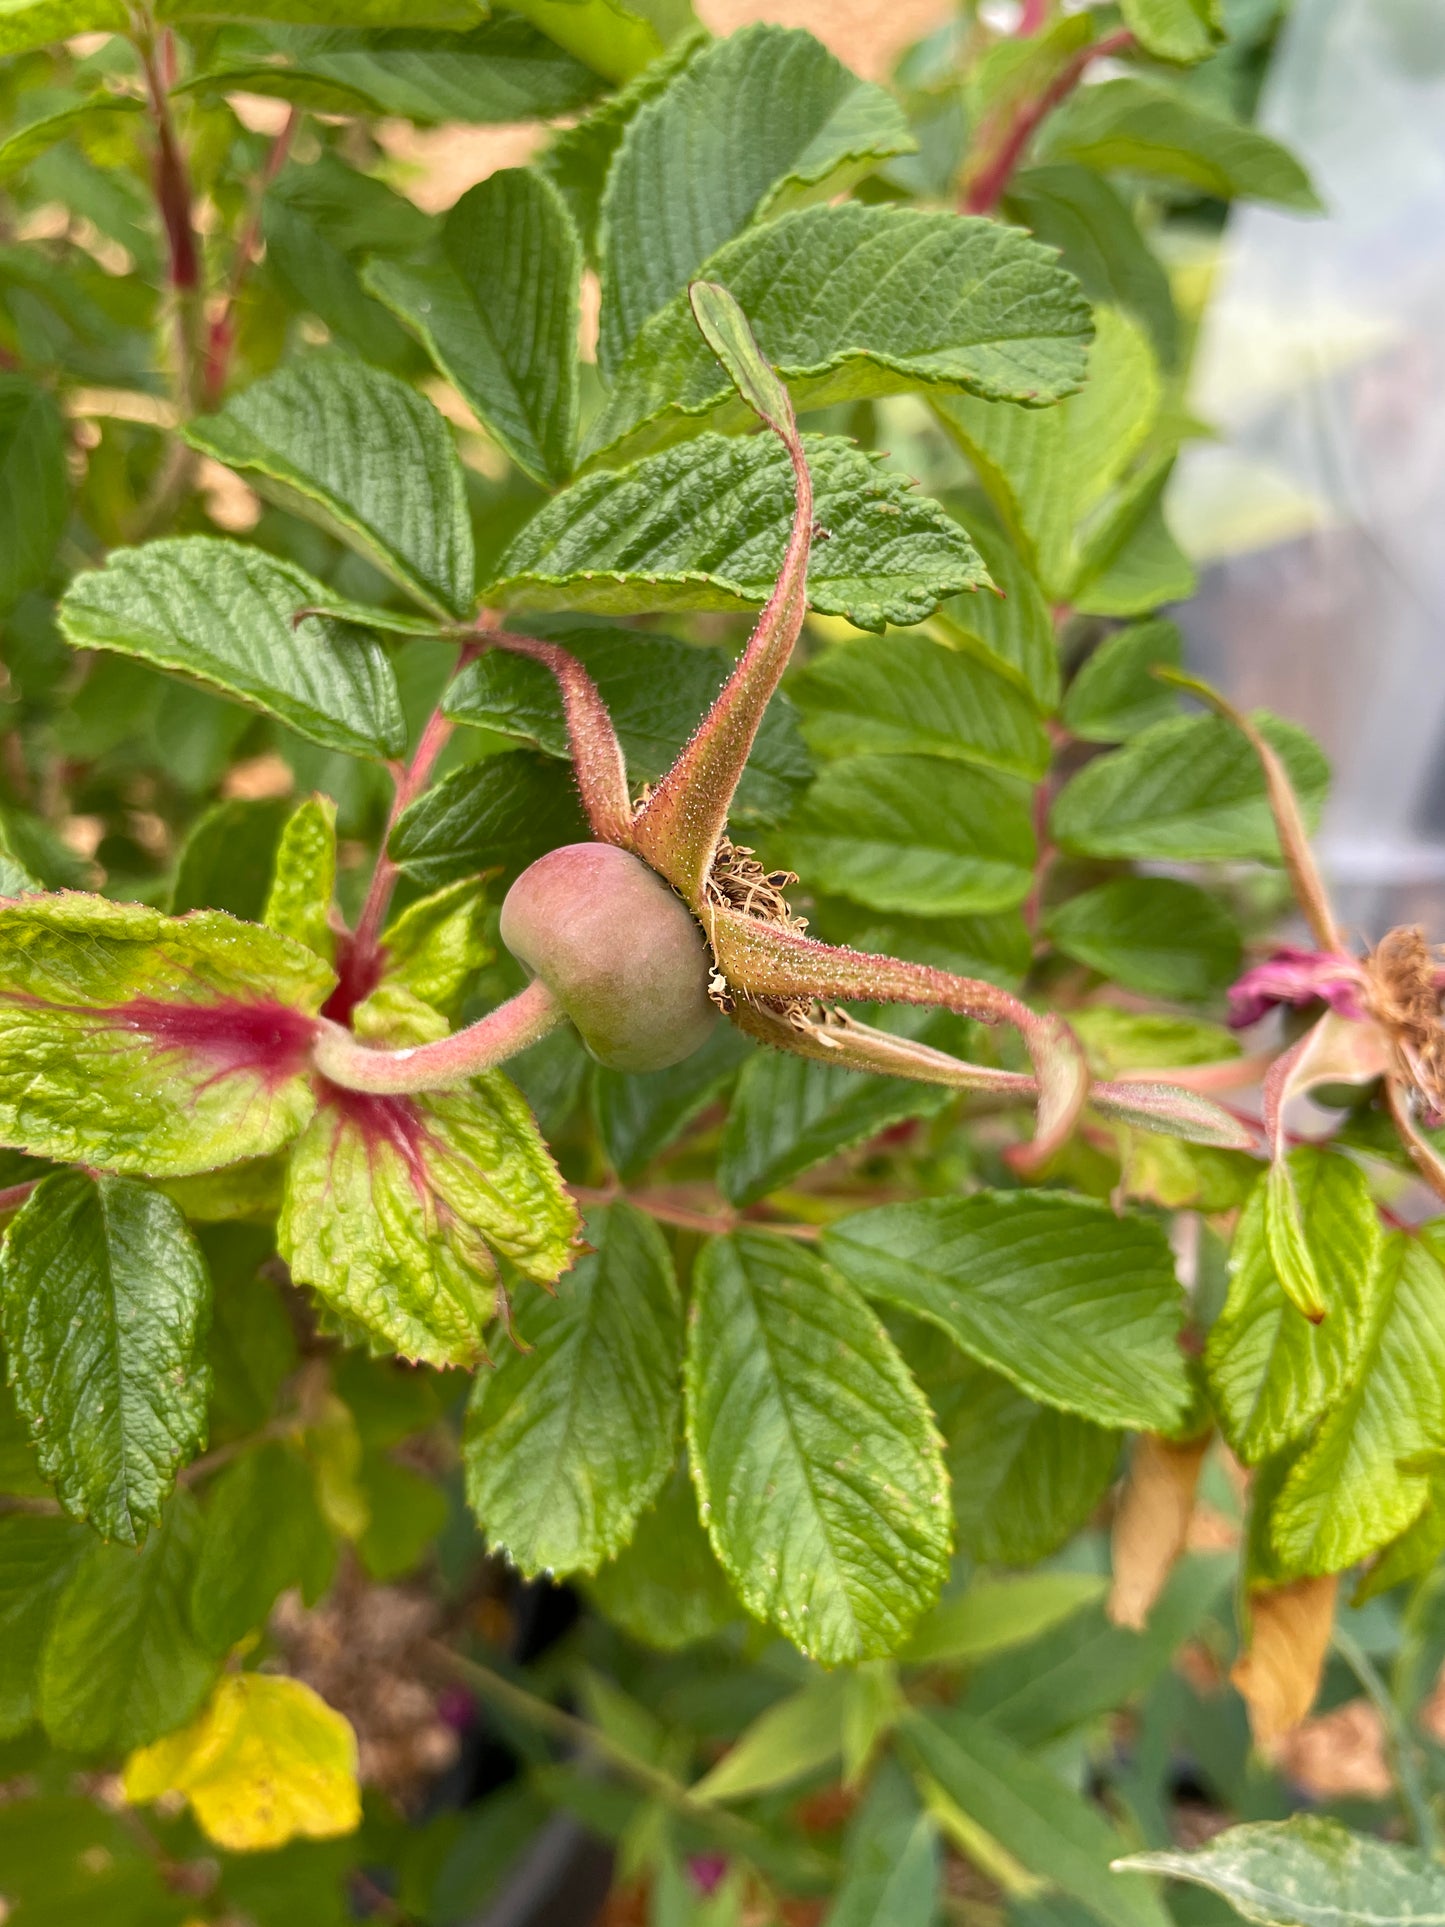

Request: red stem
left=202, top=107, right=300, bottom=410
left=332, top=639, right=482, bottom=1020
left=1016, top=0, right=1050, bottom=33
left=963, top=27, right=1133, bottom=214
left=0, top=1179, right=39, bottom=1216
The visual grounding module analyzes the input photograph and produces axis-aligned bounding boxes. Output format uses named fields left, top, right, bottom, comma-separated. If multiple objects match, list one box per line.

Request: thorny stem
left=961, top=27, right=1134, bottom=214
left=314, top=978, right=565, bottom=1094
left=202, top=106, right=300, bottom=410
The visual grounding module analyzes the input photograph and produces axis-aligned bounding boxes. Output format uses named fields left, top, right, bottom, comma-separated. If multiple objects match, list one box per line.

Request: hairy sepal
left=0, top=894, right=332, bottom=1176
left=709, top=909, right=1088, bottom=1158
left=631, top=285, right=813, bottom=906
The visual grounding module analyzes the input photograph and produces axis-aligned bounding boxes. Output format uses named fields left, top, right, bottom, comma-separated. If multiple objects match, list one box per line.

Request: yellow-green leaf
left=124, top=1673, right=360, bottom=1852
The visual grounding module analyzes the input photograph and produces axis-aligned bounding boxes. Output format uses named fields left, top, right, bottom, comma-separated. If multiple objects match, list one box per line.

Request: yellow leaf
left=123, top=1674, right=360, bottom=1852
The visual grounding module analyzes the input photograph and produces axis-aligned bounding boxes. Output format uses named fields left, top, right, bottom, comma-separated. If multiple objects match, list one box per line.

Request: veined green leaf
left=365, top=168, right=580, bottom=487
left=935, top=307, right=1168, bottom=604
left=905, top=1571, right=1106, bottom=1666
left=184, top=351, right=474, bottom=618
left=588, top=204, right=1092, bottom=463
left=1114, top=1816, right=1445, bottom=1927
left=1060, top=620, right=1182, bottom=741
left=389, top=751, right=587, bottom=892
left=39, top=1492, right=216, bottom=1754
left=587, top=1459, right=740, bottom=1650
left=1118, top=0, right=1220, bottom=63
left=377, top=876, right=491, bottom=1017
left=594, top=1022, right=752, bottom=1183
left=445, top=625, right=810, bottom=823
left=954, top=1379, right=1119, bottom=1565
left=1044, top=877, right=1242, bottom=1002
left=1005, top=163, right=1177, bottom=368
left=824, top=1193, right=1191, bottom=1433
left=173, top=796, right=293, bottom=921
left=931, top=514, right=1059, bottom=709
left=464, top=1202, right=681, bottom=1577
left=264, top=794, right=337, bottom=963
left=488, top=432, right=988, bottom=633
left=1272, top=1234, right=1445, bottom=1575
left=686, top=1231, right=949, bottom=1664
left=0, top=1173, right=211, bottom=1546
left=58, top=537, right=407, bottom=760
left=0, top=1515, right=90, bottom=1740
left=1045, top=78, right=1321, bottom=211
left=827, top=1761, right=941, bottom=1927
left=262, top=161, right=422, bottom=370
left=901, top=1711, right=1171, bottom=1927
left=1205, top=1151, right=1381, bottom=1465
left=965, top=1554, right=1230, bottom=1749
left=718, top=1007, right=965, bottom=1207
left=693, top=1675, right=848, bottom=1803
left=193, top=18, right=604, bottom=124
left=793, top=633, right=1047, bottom=781
left=0, top=893, right=332, bottom=1176
left=190, top=1439, right=334, bottom=1654
left=540, top=31, right=706, bottom=256
left=0, top=370, right=69, bottom=608
left=1050, top=711, right=1329, bottom=862
left=279, top=1074, right=577, bottom=1368
left=598, top=23, right=914, bottom=374
left=1072, top=451, right=1195, bottom=617
left=785, top=755, right=1035, bottom=917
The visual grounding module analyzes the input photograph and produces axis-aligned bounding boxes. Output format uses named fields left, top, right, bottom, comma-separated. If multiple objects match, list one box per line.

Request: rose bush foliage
left=2, top=3, right=1445, bottom=1924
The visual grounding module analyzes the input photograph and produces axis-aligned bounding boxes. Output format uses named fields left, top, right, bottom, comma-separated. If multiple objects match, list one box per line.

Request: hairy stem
left=961, top=27, right=1133, bottom=214
left=475, top=629, right=633, bottom=846
left=202, top=106, right=300, bottom=410
left=136, top=26, right=202, bottom=410
left=349, top=639, right=481, bottom=975
left=313, top=979, right=565, bottom=1094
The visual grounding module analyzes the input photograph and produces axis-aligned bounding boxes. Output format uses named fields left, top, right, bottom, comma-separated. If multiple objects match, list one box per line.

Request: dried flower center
left=1365, top=924, right=1445, bottom=1117
left=702, top=837, right=810, bottom=1020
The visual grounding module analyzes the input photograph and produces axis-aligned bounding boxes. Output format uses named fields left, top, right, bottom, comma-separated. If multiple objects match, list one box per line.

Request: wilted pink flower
left=1228, top=946, right=1369, bottom=1028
